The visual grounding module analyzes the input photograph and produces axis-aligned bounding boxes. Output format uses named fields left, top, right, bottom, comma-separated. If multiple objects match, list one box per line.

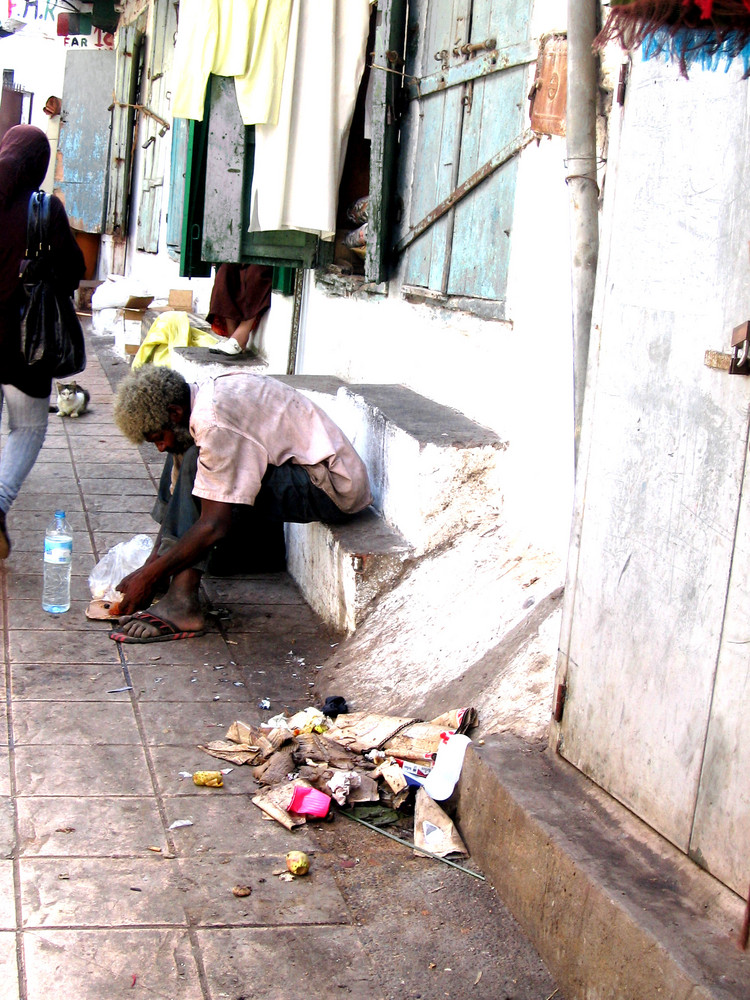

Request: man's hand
left=116, top=564, right=160, bottom=616
left=115, top=499, right=233, bottom=615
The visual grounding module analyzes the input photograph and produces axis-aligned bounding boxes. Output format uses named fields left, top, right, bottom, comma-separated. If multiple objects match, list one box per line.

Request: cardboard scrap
left=294, top=731, right=372, bottom=770
left=202, top=707, right=478, bottom=836
left=413, top=787, right=467, bottom=858
left=199, top=720, right=287, bottom=766
left=372, top=760, right=408, bottom=795
left=345, top=773, right=380, bottom=803
left=253, top=747, right=296, bottom=786
left=252, top=782, right=306, bottom=830
left=429, top=707, right=478, bottom=733
left=227, top=720, right=288, bottom=754
left=324, top=709, right=477, bottom=761
left=324, top=713, right=419, bottom=752
left=198, top=741, right=261, bottom=766
left=383, top=722, right=453, bottom=763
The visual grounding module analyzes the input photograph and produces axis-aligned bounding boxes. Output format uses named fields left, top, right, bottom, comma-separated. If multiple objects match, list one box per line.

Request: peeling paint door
left=55, top=49, right=116, bottom=232
left=401, top=0, right=532, bottom=305
left=137, top=0, right=177, bottom=253
left=557, top=57, right=750, bottom=895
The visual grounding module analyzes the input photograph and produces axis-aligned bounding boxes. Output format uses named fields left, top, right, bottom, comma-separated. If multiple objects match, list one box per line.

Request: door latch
left=730, top=320, right=750, bottom=375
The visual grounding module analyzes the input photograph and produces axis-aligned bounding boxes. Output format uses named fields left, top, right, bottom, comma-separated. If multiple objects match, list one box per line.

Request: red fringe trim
left=595, top=0, right=750, bottom=52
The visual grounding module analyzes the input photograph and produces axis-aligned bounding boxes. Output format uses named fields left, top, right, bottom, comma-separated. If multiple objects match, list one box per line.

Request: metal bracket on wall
left=729, top=320, right=750, bottom=375
left=109, top=100, right=170, bottom=135
left=393, top=129, right=537, bottom=255
left=406, top=38, right=539, bottom=101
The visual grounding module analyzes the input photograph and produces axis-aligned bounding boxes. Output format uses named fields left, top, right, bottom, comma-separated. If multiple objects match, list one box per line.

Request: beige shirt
left=188, top=373, right=372, bottom=513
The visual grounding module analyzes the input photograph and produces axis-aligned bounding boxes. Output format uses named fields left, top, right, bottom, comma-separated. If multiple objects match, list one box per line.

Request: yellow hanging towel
left=132, top=310, right=220, bottom=370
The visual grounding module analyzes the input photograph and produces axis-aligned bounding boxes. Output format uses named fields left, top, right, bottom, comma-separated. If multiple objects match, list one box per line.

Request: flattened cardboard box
left=115, top=295, right=154, bottom=356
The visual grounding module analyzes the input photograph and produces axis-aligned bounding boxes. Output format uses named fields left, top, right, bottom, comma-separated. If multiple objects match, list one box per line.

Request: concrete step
left=276, top=378, right=507, bottom=632
left=165, top=362, right=506, bottom=634
left=277, top=377, right=508, bottom=557
left=455, top=733, right=750, bottom=1000
left=285, top=508, right=411, bottom=634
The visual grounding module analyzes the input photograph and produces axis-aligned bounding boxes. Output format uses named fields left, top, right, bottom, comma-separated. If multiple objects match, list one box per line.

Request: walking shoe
left=0, top=510, right=9, bottom=559
left=209, top=337, right=243, bottom=356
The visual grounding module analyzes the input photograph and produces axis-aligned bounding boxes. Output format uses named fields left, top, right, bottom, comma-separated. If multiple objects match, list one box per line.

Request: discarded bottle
left=42, top=510, right=72, bottom=614
left=422, top=733, right=471, bottom=801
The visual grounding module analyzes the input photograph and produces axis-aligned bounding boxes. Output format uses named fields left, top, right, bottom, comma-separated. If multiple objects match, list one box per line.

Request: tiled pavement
left=0, top=340, right=375, bottom=1000
left=0, top=331, right=562, bottom=1000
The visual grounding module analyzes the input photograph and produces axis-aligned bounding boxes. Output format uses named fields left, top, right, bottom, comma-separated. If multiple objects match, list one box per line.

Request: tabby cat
left=53, top=381, right=90, bottom=417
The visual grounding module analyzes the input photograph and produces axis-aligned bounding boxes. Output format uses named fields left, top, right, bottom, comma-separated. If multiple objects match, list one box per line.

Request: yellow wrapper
left=193, top=771, right=224, bottom=787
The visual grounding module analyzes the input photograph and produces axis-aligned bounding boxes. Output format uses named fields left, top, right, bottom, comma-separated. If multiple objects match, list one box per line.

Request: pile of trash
left=199, top=703, right=478, bottom=859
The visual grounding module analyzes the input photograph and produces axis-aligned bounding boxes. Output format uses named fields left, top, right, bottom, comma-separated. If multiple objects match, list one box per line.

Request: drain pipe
left=566, top=0, right=600, bottom=468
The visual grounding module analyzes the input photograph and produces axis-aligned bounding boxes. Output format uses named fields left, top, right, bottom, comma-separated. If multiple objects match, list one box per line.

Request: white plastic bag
left=88, top=534, right=154, bottom=601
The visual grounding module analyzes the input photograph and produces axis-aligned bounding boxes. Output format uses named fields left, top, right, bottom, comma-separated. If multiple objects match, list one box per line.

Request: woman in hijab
left=0, top=124, right=85, bottom=558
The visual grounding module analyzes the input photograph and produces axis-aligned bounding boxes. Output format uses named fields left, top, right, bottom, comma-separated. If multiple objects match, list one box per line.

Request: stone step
left=275, top=377, right=508, bottom=557
left=165, top=361, right=506, bottom=633
left=285, top=509, right=411, bottom=634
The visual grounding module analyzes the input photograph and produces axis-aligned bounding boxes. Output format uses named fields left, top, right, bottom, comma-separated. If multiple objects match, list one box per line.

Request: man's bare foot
left=114, top=591, right=205, bottom=642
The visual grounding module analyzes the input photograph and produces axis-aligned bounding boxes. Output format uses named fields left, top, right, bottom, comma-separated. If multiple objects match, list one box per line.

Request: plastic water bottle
left=42, top=510, right=72, bottom=614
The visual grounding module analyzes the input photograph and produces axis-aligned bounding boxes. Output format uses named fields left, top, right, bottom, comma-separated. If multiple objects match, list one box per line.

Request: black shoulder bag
left=19, top=191, right=86, bottom=378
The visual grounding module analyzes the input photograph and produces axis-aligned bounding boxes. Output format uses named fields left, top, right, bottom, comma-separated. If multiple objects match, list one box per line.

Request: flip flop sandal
left=109, top=610, right=205, bottom=644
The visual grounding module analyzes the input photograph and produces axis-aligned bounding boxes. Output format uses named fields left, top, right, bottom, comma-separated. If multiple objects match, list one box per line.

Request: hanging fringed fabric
left=594, top=0, right=750, bottom=76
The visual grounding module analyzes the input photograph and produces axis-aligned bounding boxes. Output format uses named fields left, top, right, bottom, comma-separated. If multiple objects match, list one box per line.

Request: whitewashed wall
left=0, top=24, right=66, bottom=191
left=115, top=0, right=576, bottom=559
left=292, top=130, right=575, bottom=558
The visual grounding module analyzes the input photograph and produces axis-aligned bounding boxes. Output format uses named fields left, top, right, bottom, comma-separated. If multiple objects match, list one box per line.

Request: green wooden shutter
left=179, top=115, right=212, bottom=278
left=166, top=117, right=189, bottom=261
left=179, top=74, right=326, bottom=275
left=401, top=0, right=532, bottom=306
left=105, top=15, right=146, bottom=236
left=136, top=0, right=176, bottom=253
left=366, top=0, right=408, bottom=283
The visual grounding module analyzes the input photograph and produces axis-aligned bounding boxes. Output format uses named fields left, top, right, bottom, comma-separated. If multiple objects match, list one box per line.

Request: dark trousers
left=153, top=445, right=352, bottom=574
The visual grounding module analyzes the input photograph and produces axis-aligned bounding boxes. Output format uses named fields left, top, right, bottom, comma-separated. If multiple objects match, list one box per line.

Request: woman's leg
left=0, top=385, right=49, bottom=557
left=209, top=316, right=258, bottom=355
left=0, top=385, right=49, bottom=513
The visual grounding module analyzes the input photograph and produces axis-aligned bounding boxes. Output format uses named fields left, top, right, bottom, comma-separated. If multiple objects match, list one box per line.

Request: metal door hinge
left=409, top=39, right=539, bottom=101
left=729, top=320, right=750, bottom=375
left=553, top=681, right=567, bottom=723
left=617, top=62, right=629, bottom=106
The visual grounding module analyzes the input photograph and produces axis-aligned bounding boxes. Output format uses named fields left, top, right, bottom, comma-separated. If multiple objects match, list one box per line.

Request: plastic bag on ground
left=88, top=534, right=154, bottom=602
left=91, top=275, right=147, bottom=311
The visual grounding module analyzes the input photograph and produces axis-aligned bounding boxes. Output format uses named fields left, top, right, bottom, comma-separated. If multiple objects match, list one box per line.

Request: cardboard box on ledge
left=114, top=295, right=154, bottom=358
left=168, top=289, right=193, bottom=312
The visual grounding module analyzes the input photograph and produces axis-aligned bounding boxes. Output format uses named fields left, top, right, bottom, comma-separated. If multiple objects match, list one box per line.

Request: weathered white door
left=56, top=48, right=116, bottom=232
left=557, top=55, right=750, bottom=895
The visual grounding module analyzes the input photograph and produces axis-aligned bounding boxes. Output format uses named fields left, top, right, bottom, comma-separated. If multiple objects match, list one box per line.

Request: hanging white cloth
left=171, top=0, right=293, bottom=126
left=248, top=0, right=371, bottom=240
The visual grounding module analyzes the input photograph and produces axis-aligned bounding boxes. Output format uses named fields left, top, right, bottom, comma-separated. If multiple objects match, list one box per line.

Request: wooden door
left=136, top=0, right=177, bottom=253
left=402, top=0, right=532, bottom=305
left=557, top=56, right=750, bottom=893
left=55, top=49, right=116, bottom=232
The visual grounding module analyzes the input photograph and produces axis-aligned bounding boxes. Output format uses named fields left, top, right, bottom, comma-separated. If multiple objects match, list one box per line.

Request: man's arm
left=115, top=498, right=233, bottom=614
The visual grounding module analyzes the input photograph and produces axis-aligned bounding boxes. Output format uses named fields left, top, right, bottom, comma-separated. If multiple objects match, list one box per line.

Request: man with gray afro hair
left=113, top=365, right=191, bottom=445
left=109, top=364, right=372, bottom=644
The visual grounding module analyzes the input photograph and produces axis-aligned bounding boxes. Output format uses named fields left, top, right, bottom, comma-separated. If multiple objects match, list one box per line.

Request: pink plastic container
left=288, top=785, right=331, bottom=817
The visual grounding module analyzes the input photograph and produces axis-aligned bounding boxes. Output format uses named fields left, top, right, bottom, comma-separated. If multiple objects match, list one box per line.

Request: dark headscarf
left=0, top=124, right=84, bottom=395
left=0, top=125, right=50, bottom=209
left=0, top=126, right=51, bottom=304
